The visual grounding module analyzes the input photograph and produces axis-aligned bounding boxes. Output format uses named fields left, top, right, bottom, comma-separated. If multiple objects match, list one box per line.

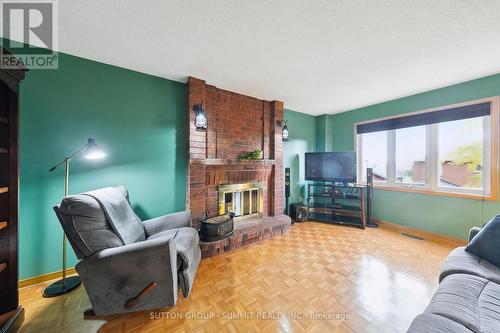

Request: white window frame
left=355, top=97, right=499, bottom=201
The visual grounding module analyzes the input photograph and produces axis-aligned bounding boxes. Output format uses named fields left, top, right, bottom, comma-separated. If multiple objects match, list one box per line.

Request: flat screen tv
left=305, top=152, right=357, bottom=183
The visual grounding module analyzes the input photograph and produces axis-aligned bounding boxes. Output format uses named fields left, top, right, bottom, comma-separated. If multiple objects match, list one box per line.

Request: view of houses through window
left=438, top=117, right=483, bottom=189
left=357, top=108, right=491, bottom=195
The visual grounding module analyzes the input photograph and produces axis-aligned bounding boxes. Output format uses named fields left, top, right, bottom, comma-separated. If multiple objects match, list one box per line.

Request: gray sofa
left=407, top=228, right=500, bottom=333
left=54, top=185, right=201, bottom=316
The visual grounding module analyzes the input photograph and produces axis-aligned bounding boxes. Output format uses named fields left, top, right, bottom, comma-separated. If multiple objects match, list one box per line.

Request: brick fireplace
left=187, top=77, right=291, bottom=256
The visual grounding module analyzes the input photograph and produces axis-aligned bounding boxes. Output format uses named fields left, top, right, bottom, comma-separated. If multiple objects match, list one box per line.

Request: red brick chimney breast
left=187, top=77, right=284, bottom=228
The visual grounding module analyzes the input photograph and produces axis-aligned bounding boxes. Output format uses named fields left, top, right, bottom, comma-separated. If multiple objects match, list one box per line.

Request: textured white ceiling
left=13, top=1, right=500, bottom=115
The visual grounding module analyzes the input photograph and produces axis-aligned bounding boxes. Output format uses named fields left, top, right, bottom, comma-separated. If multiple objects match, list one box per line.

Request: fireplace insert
left=218, top=183, right=263, bottom=220
left=199, top=213, right=234, bottom=242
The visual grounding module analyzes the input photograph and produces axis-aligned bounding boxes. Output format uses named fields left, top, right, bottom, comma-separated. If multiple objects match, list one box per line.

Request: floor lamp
left=43, top=138, right=106, bottom=298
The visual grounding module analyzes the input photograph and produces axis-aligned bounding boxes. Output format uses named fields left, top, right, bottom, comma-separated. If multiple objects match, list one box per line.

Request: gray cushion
left=147, top=228, right=178, bottom=241
left=147, top=227, right=198, bottom=267
left=172, top=227, right=200, bottom=297
left=440, top=247, right=500, bottom=285
left=170, top=227, right=199, bottom=268
left=147, top=226, right=201, bottom=297
left=179, top=245, right=201, bottom=298
left=83, top=187, right=145, bottom=245
left=423, top=274, right=500, bottom=333
left=143, top=210, right=192, bottom=237
left=407, top=313, right=474, bottom=333
left=466, top=215, right=500, bottom=268
left=58, top=194, right=124, bottom=259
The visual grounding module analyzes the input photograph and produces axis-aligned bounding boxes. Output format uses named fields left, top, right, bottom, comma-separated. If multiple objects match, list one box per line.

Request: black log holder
left=199, top=212, right=234, bottom=242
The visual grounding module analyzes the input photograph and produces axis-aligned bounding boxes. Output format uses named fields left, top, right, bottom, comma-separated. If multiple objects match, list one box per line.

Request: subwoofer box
left=290, top=203, right=308, bottom=223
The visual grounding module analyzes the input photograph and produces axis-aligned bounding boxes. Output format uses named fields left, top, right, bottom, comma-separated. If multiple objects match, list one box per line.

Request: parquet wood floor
left=18, top=222, right=457, bottom=333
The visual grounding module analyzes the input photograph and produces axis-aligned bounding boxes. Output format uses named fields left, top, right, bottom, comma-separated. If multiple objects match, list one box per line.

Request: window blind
left=356, top=102, right=491, bottom=134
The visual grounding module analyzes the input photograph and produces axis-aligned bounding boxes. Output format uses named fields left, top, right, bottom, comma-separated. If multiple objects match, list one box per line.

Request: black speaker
left=284, top=168, right=290, bottom=215
left=285, top=168, right=290, bottom=198
left=290, top=203, right=308, bottom=222
left=366, top=168, right=378, bottom=227
left=367, top=167, right=373, bottom=187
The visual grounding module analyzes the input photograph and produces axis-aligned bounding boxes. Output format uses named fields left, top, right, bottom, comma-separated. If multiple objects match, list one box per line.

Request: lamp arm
left=49, top=144, right=89, bottom=172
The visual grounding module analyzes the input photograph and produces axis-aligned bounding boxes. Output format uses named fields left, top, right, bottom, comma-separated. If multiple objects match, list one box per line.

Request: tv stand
left=306, top=183, right=366, bottom=228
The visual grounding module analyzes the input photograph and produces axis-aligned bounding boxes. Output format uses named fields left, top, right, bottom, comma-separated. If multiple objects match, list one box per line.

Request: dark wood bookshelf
left=0, top=46, right=26, bottom=333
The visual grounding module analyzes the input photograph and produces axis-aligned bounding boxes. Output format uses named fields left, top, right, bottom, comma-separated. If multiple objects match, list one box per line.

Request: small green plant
left=238, top=148, right=263, bottom=160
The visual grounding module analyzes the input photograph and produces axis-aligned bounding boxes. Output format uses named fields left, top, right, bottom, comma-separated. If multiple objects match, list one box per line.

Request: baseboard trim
left=19, top=268, right=77, bottom=289
left=376, top=220, right=467, bottom=246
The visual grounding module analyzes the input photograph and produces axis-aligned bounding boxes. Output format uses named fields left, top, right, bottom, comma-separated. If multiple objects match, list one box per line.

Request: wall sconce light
left=193, top=102, right=207, bottom=131
left=277, top=120, right=289, bottom=142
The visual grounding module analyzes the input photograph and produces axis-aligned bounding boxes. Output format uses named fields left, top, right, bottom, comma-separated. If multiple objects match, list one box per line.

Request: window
left=438, top=117, right=485, bottom=190
left=356, top=98, right=498, bottom=199
left=359, top=131, right=387, bottom=182
left=396, top=125, right=426, bottom=184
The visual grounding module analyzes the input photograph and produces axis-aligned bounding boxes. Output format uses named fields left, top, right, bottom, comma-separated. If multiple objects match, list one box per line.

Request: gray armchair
left=54, top=185, right=201, bottom=316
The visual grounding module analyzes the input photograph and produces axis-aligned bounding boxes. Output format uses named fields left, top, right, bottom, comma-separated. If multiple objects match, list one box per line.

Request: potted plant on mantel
left=238, top=148, right=263, bottom=160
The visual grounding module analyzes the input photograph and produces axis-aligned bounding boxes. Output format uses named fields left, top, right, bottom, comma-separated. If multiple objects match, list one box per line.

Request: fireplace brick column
left=187, top=77, right=207, bottom=221
left=187, top=77, right=207, bottom=160
left=270, top=101, right=284, bottom=217
left=187, top=77, right=285, bottom=228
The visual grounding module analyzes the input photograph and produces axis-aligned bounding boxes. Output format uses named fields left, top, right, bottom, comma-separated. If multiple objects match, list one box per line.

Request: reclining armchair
left=54, top=185, right=201, bottom=316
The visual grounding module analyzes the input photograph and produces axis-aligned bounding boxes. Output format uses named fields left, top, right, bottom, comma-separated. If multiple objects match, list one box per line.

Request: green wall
left=315, top=115, right=333, bottom=152
left=283, top=109, right=316, bottom=207
left=330, top=74, right=500, bottom=239
left=315, top=115, right=327, bottom=152
left=19, top=52, right=187, bottom=279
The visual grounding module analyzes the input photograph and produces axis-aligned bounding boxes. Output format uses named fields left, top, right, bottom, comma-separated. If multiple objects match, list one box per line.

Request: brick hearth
left=199, top=215, right=291, bottom=258
left=186, top=77, right=291, bottom=241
